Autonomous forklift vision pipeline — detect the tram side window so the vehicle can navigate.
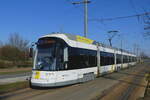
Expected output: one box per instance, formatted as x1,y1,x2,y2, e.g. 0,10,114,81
116,54,122,64
123,55,128,63
68,47,97,70
128,56,131,62
129,56,132,62
133,57,136,62
100,52,114,66
131,56,133,62
123,55,126,63
129,56,131,62
133,57,137,62
135,57,137,62
132,57,134,62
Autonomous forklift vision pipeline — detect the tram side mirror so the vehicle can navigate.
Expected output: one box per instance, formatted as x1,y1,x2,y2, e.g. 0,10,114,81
29,47,33,58
29,42,36,58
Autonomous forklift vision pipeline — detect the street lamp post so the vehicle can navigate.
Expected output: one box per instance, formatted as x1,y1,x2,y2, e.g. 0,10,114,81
72,0,91,37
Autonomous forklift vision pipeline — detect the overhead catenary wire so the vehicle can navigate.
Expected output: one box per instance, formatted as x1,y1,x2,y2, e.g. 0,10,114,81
90,12,150,22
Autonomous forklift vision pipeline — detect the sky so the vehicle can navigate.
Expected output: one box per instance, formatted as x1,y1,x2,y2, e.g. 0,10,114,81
0,0,150,56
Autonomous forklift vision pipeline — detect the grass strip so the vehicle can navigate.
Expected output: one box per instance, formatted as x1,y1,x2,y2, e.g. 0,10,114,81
0,81,29,94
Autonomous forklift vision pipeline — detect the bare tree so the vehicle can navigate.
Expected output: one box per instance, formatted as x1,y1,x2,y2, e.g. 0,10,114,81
0,40,3,47
8,33,29,51
140,51,149,59
0,33,31,68
0,41,3,59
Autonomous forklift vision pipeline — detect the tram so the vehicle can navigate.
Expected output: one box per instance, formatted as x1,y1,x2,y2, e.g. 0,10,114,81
29,33,137,87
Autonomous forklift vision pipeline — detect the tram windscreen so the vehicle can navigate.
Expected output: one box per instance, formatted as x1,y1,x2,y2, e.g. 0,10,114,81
33,38,65,71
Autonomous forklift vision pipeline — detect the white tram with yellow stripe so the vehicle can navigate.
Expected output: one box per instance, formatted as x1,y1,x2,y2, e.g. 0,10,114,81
30,33,137,87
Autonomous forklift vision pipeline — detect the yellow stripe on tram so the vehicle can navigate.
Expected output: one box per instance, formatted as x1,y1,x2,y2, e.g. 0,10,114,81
35,71,40,79
76,35,94,44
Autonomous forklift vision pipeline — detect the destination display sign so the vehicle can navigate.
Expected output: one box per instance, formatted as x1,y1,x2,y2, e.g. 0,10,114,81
38,39,56,45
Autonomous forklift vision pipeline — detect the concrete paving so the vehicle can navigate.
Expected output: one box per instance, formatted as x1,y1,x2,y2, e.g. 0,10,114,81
1,62,149,100
0,72,31,85
1,63,147,100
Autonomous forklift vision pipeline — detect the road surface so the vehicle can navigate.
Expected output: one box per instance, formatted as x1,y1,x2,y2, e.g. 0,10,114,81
0,62,149,100
0,72,31,85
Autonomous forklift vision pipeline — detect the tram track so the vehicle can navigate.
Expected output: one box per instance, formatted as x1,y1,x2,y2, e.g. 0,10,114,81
0,83,83,100
118,69,145,100
99,62,149,100
0,88,59,100
118,63,149,100
0,62,149,100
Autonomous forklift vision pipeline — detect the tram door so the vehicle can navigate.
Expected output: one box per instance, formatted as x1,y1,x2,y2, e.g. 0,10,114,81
64,47,68,69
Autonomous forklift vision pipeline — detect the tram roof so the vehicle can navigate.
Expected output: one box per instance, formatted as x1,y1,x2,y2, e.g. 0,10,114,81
42,33,136,56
